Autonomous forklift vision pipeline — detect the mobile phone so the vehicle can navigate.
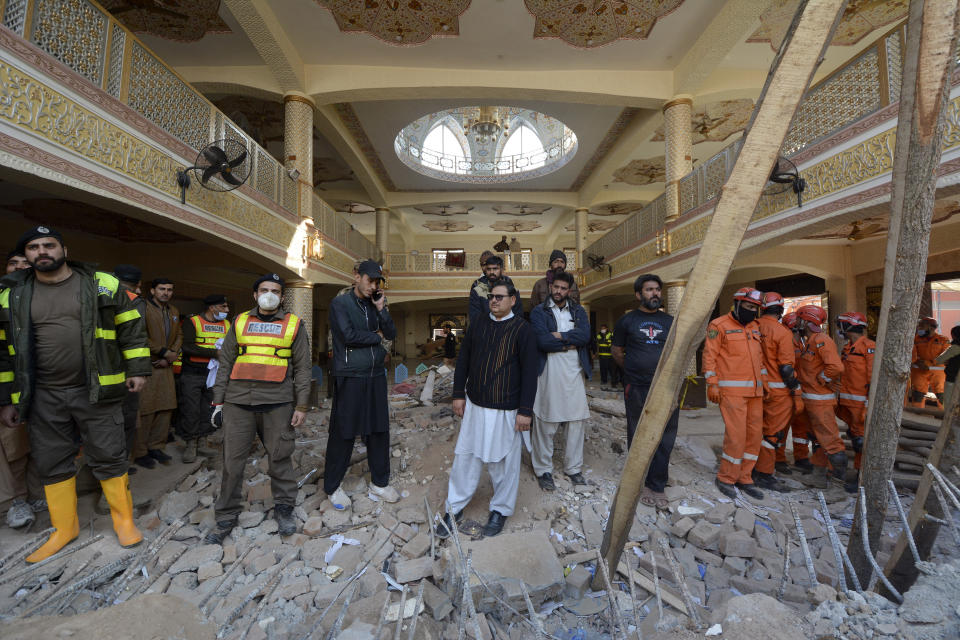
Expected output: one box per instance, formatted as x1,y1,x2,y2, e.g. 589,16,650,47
372,290,383,301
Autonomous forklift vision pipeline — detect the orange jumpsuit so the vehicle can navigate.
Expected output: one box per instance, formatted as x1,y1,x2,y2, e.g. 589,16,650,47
703,313,765,485
837,334,875,470
911,332,950,406
784,334,810,463
756,315,797,475
797,332,845,466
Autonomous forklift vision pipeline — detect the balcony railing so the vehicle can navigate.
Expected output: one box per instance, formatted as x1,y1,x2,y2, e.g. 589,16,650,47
1,0,367,264
584,23,907,270
386,251,573,274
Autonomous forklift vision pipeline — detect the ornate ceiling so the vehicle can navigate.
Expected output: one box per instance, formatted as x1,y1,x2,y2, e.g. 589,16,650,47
415,204,474,216
492,204,552,216
524,0,685,48
565,220,619,232
613,156,666,186
748,0,907,49
101,0,230,42
314,0,471,45
422,221,473,232
591,202,646,216
491,221,542,233
652,99,754,145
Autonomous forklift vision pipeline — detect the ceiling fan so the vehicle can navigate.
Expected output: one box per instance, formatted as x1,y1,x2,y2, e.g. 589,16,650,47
763,156,806,207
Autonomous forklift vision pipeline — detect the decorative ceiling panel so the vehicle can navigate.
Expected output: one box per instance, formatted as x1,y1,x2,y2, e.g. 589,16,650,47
422,221,473,232
416,204,474,216
101,0,230,42
612,156,665,185
315,0,471,45
490,221,542,232
565,220,619,232
525,0,684,48
651,99,754,145
335,202,376,214
591,202,645,215
493,204,552,216
748,0,907,50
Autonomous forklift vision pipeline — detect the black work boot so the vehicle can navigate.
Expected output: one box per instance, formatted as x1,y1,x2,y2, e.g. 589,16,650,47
537,472,556,492
752,472,785,492
775,461,793,475
828,452,849,484
482,511,507,537
715,478,737,499
435,510,464,539
204,519,237,545
148,449,172,465
274,504,297,536
737,483,764,500
793,458,814,474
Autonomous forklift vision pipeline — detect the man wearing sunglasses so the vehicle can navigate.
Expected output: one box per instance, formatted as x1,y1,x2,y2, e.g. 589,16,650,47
438,282,538,538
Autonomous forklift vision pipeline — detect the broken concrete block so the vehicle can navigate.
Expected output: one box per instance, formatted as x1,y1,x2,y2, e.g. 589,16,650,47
705,502,736,524
197,561,223,581
238,511,264,528
322,508,351,529
314,582,344,608
421,579,453,620
719,531,757,558
733,508,755,533
670,517,696,538
302,516,325,537
280,575,311,601
392,523,415,543
395,556,434,583
397,507,427,524
564,565,592,600
687,520,721,550
401,533,431,559
464,612,493,640
169,544,223,574
158,491,199,524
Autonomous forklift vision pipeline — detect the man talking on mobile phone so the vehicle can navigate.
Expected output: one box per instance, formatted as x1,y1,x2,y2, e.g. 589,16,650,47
324,260,399,511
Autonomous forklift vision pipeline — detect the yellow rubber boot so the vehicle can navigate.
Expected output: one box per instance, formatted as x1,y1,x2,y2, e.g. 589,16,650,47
99,473,143,548
26,477,79,563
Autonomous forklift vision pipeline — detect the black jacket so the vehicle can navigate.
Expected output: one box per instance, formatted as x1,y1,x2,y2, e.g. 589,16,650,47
329,290,396,378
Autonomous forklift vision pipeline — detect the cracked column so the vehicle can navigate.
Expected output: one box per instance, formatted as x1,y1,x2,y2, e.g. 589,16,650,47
663,96,693,222
284,93,314,220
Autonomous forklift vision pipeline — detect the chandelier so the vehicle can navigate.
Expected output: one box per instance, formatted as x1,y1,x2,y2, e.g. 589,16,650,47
464,106,508,143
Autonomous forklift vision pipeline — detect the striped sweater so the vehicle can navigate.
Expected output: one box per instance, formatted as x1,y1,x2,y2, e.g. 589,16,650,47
453,313,538,416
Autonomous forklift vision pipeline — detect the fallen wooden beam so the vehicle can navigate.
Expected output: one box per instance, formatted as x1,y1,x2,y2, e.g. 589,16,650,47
615,561,687,616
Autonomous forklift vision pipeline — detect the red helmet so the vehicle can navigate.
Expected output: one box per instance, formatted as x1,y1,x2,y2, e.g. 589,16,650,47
761,292,785,310
921,316,938,329
733,287,763,305
837,311,867,327
796,305,827,332
782,312,798,329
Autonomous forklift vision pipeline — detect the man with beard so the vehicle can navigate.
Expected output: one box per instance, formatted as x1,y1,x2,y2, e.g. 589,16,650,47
612,274,678,509
205,274,311,543
703,287,766,500
325,261,400,511
468,254,523,323
529,249,580,308
0,226,150,561
133,278,181,469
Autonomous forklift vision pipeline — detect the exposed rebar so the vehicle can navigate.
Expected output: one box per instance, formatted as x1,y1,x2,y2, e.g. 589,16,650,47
777,533,791,602
816,491,847,589
594,548,625,640
392,584,408,640
20,551,102,618
787,498,817,586
657,537,701,629
931,482,960,546
0,535,104,586
0,528,54,571
407,580,426,640
199,545,254,615
855,487,903,603
325,581,359,640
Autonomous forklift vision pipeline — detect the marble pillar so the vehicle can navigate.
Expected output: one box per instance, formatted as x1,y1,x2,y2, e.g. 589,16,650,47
283,94,314,220
663,96,693,222
375,207,390,258
285,281,315,354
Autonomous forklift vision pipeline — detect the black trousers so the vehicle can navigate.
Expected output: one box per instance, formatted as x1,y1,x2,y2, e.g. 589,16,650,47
624,382,679,492
599,356,619,385
121,389,139,459
323,431,391,495
178,368,212,440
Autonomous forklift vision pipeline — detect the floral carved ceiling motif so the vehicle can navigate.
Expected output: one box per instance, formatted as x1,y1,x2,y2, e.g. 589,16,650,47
490,221,542,232
652,99,754,145
590,202,646,216
492,204,552,216
524,0,684,48
748,0,907,50
335,202,376,214
422,221,474,232
415,204,474,216
101,0,230,42
612,156,665,186
565,220,619,233
315,0,471,45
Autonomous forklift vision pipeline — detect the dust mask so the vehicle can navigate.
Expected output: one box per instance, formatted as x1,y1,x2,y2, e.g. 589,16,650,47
214,311,228,321
257,292,281,311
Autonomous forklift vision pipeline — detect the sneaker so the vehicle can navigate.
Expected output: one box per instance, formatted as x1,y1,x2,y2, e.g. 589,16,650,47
774,462,793,476
329,487,352,511
537,472,556,492
435,510,464,539
148,449,172,465
715,478,737,499
566,472,587,486
6,499,34,529
204,519,236,545
182,440,198,464
134,455,156,469
736,483,764,500
369,484,400,503
274,504,297,536
27,499,47,513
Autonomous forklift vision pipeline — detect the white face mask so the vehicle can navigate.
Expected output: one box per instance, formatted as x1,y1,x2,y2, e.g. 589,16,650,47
214,311,228,321
257,292,281,311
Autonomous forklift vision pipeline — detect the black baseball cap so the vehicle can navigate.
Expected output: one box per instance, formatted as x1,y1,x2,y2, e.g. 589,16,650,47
357,260,385,281
253,273,284,290
16,225,63,254
203,294,227,306
114,264,142,283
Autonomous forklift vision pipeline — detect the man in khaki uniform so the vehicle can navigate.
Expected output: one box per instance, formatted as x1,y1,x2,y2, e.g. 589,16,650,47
205,273,311,544
134,278,181,469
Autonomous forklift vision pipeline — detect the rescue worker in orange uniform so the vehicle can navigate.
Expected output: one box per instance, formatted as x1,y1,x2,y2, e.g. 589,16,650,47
835,311,874,491
754,292,803,492
795,305,848,485
703,288,766,500
910,317,950,408
781,312,813,473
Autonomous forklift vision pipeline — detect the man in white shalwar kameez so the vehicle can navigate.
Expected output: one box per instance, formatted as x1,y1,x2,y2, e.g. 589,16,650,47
437,282,539,538
529,272,593,491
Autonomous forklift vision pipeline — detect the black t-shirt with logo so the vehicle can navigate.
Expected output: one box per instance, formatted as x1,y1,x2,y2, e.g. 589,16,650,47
612,309,673,386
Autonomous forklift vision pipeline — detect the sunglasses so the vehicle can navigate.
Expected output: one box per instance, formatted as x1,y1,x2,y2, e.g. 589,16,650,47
487,294,509,301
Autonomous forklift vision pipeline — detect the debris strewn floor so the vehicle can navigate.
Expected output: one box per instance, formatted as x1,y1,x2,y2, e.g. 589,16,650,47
0,367,958,639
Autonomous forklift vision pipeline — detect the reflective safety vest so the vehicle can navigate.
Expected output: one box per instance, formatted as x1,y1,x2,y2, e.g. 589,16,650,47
172,353,182,374
596,331,612,357
188,315,230,363
230,311,300,383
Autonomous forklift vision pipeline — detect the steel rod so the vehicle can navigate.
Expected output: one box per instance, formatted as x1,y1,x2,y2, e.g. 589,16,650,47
657,537,701,629
816,491,846,589
856,488,903,603
0,528,54,571
931,482,960,546
325,581,359,640
392,584,408,640
594,548,625,640
406,581,425,640
20,551,102,618
199,545,254,614
777,534,791,602
887,480,922,565
787,498,818,586
0,535,104,586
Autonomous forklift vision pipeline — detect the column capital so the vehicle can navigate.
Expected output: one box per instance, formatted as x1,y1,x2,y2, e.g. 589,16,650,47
664,280,688,288
283,93,315,107
574,206,590,213
662,96,694,113
375,207,391,214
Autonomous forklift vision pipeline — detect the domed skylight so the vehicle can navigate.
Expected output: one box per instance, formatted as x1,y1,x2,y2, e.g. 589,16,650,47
394,107,578,183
